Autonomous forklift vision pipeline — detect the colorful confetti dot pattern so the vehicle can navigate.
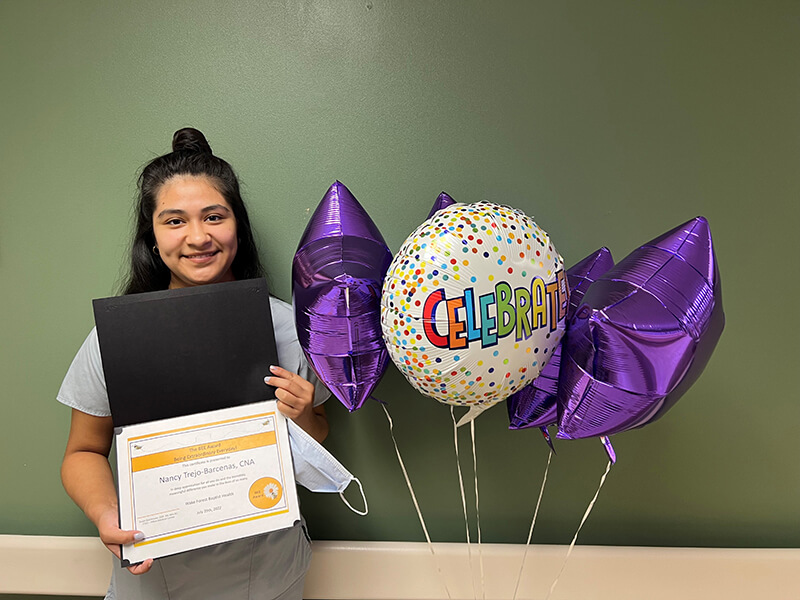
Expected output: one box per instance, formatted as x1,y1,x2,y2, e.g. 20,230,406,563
380,201,565,408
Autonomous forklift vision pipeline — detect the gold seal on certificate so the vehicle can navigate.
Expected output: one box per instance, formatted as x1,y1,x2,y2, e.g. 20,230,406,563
115,400,299,565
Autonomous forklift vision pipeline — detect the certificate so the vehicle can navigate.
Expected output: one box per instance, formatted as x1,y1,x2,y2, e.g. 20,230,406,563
115,400,299,565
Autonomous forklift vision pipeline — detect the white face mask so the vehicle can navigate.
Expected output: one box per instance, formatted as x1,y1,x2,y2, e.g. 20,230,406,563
287,419,368,516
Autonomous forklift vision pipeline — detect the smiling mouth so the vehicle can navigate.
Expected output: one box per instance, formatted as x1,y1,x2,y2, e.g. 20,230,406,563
183,251,219,261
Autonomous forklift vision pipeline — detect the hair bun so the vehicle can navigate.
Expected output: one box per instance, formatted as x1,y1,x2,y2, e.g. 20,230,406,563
172,127,213,154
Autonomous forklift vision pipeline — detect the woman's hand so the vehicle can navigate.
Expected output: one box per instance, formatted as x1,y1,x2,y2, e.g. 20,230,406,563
96,507,154,574
61,410,153,575
265,366,329,443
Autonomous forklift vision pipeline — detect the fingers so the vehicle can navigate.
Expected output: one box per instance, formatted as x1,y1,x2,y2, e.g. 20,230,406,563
275,387,311,416
265,366,315,415
276,397,300,420
266,366,314,397
101,529,153,575
96,512,153,573
100,526,145,547
128,558,154,575
97,510,144,546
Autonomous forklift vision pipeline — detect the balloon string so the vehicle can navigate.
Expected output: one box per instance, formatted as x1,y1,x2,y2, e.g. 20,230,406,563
381,403,452,600
470,419,485,600
544,460,613,600
511,450,552,600
450,407,477,600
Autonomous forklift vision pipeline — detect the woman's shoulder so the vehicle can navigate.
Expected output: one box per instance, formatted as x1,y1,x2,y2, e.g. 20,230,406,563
269,295,299,346
57,327,111,417
268,295,292,316
268,295,293,330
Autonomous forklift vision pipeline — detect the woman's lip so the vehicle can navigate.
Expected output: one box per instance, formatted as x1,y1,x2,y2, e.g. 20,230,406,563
183,251,219,262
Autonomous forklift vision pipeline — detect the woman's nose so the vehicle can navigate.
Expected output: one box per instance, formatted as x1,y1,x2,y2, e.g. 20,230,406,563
187,221,211,245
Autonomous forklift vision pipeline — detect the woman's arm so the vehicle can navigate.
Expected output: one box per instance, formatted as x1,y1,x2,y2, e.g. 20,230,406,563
61,409,153,574
266,365,329,443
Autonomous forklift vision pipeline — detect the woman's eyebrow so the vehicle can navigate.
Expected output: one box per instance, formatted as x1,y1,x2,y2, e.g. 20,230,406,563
201,204,232,213
156,204,231,219
156,208,187,218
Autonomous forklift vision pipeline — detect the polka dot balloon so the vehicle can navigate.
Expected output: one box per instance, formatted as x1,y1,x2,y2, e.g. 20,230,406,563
381,201,568,409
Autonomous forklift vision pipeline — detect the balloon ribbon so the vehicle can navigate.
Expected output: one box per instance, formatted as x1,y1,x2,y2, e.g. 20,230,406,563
450,406,478,600
511,449,553,600
379,401,452,599
545,460,613,600
470,417,485,600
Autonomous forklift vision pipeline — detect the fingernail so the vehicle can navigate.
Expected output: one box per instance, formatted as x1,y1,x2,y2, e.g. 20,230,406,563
134,532,145,541
269,365,278,372
264,376,272,384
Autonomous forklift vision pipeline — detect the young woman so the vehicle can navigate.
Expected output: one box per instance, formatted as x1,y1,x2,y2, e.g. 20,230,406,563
58,128,329,600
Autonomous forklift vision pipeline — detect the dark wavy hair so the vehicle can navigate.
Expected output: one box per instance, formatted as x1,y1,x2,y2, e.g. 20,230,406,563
121,128,266,294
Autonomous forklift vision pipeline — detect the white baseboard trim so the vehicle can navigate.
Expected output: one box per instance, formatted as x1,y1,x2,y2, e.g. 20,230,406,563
1,535,798,599
305,541,800,600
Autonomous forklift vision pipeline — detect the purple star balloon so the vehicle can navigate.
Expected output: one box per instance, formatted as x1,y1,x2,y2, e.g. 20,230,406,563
556,216,724,439
426,191,457,219
507,247,615,435
293,181,393,411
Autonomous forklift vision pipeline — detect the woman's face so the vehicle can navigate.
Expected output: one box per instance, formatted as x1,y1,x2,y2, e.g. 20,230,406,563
152,175,238,289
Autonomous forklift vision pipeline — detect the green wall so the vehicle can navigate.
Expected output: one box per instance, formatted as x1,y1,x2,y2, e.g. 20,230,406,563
2,0,799,565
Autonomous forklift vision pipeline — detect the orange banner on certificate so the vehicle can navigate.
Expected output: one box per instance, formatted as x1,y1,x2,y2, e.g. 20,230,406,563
131,431,277,472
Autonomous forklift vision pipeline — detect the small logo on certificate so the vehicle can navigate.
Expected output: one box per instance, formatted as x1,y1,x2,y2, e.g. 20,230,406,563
249,477,283,510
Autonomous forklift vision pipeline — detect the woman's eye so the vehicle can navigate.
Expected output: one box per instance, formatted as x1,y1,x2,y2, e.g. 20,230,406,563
206,214,222,222
166,218,183,226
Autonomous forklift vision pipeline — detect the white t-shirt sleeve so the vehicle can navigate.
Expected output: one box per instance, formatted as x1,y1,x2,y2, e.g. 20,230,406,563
56,327,112,417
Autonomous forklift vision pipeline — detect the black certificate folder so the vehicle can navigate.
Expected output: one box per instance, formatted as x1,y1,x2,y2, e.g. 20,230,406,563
93,278,279,428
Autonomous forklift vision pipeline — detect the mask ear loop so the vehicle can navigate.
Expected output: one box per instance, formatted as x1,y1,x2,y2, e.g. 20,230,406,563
339,477,369,516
